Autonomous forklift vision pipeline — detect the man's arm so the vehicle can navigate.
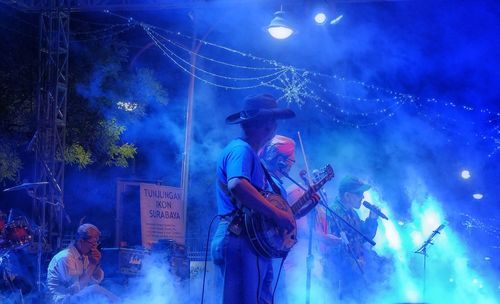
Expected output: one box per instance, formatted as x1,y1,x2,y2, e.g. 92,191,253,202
228,177,294,231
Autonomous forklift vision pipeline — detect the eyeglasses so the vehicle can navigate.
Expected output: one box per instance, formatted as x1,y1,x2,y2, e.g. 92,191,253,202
84,239,100,246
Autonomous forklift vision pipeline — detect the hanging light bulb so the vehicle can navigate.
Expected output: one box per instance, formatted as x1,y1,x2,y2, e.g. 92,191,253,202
267,10,294,40
314,12,327,25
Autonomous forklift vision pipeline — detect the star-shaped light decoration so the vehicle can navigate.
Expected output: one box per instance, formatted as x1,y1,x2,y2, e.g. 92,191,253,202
274,68,313,107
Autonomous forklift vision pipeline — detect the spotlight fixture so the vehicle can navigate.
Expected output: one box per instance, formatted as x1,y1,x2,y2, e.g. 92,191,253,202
314,12,327,25
472,193,483,200
461,169,471,179
267,10,294,40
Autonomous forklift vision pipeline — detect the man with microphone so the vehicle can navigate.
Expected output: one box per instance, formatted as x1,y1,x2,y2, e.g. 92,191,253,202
325,175,386,302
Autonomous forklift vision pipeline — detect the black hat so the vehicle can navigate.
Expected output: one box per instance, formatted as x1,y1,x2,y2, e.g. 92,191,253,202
225,94,295,124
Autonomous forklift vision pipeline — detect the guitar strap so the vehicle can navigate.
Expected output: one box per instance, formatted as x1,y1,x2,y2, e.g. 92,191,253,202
260,162,282,197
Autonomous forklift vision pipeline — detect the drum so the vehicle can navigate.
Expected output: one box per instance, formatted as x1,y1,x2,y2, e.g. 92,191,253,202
4,218,32,249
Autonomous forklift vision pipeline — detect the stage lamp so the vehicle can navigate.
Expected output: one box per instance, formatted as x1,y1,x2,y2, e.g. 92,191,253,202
314,12,327,25
267,10,294,40
472,193,483,200
461,169,471,179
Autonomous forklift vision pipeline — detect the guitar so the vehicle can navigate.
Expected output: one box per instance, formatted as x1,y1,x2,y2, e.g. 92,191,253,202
244,165,334,258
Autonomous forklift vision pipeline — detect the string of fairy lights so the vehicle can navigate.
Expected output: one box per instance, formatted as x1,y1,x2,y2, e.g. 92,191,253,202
140,21,412,128
70,21,136,42
144,27,288,84
68,11,499,157
460,213,500,243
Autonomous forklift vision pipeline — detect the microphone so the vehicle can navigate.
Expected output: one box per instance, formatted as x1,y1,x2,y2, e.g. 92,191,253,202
363,201,389,220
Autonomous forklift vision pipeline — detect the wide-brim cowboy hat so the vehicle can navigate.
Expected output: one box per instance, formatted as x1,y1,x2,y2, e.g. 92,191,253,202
225,94,295,124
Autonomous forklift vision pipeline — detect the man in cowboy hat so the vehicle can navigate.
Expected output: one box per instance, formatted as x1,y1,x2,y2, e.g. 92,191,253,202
211,94,295,304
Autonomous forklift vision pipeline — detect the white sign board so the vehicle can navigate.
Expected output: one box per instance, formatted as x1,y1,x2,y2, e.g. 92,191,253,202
139,183,185,248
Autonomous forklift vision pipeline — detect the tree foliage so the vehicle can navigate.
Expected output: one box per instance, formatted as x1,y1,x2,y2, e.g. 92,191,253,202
0,22,37,184
65,36,169,170
0,20,169,182
0,141,23,183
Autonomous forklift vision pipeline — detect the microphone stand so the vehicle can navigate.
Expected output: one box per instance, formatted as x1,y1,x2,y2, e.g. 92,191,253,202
281,172,315,304
414,224,445,302
283,171,376,247
305,209,315,304
320,203,376,246
320,200,375,276
282,171,376,303
314,194,374,291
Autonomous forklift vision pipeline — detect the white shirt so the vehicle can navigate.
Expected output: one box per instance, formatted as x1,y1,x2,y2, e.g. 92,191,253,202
47,244,104,303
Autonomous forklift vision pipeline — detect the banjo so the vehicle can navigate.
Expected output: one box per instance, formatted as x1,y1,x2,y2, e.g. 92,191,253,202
244,164,334,258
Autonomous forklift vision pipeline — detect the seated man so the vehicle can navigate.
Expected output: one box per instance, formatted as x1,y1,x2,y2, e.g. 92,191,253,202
47,223,119,303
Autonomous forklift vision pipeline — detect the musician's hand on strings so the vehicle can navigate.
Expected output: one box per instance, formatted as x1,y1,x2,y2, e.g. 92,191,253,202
339,231,350,245
325,233,343,245
310,192,321,204
293,192,322,219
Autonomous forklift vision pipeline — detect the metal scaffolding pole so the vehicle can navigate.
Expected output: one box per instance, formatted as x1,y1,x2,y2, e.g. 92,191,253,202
33,0,69,290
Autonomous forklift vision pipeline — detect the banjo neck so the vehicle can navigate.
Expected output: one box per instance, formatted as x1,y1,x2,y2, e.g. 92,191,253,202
290,164,334,216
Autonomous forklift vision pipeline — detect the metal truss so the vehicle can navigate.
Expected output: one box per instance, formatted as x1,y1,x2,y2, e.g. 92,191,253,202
33,0,70,254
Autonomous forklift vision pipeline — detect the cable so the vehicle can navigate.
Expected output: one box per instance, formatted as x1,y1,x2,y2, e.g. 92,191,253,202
200,214,221,304
256,254,261,303
272,257,287,304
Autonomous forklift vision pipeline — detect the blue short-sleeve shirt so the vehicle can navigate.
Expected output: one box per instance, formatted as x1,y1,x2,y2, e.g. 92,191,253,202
216,138,267,215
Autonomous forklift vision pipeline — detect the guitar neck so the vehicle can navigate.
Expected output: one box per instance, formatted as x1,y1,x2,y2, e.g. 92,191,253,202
290,178,328,215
